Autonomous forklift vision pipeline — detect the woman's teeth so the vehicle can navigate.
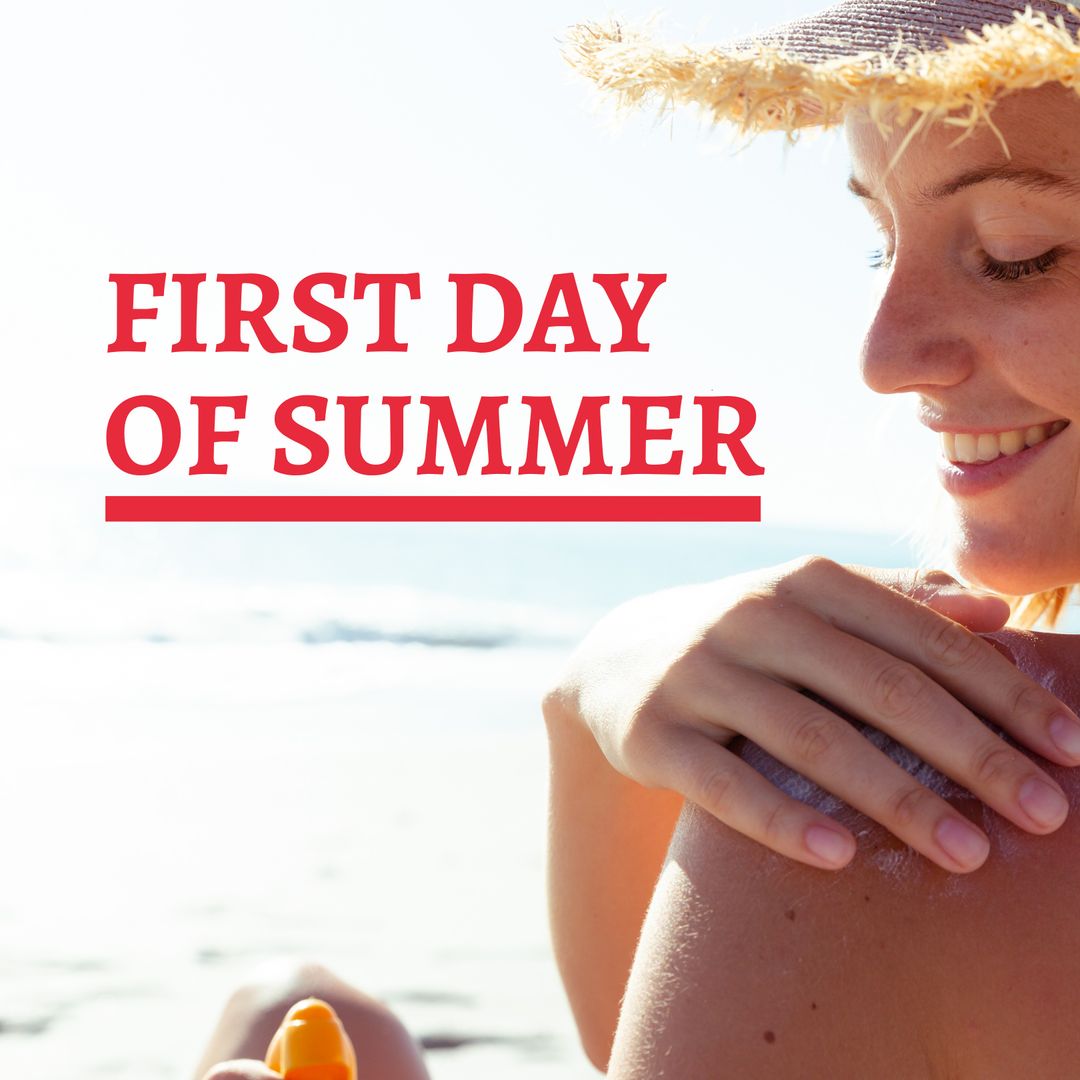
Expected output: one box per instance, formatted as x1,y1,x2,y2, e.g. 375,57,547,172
942,420,1069,464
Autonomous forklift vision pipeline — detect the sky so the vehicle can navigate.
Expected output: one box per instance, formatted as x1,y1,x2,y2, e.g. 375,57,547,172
0,0,941,578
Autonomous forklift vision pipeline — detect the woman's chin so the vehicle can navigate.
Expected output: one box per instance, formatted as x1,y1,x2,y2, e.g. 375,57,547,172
951,535,1076,599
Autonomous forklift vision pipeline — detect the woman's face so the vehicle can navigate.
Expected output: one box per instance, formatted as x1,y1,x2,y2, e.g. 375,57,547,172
846,85,1080,597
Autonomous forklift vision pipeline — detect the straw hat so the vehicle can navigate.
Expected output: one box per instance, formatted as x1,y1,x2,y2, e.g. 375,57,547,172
565,2,1080,140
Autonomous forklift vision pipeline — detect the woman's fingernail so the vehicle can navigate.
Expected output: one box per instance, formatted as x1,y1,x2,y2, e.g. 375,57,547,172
1049,713,1080,759
1018,777,1069,829
804,824,855,867
934,817,990,869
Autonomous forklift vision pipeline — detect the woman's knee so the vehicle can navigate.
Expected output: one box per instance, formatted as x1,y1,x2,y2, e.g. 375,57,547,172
202,1064,278,1080
197,960,429,1080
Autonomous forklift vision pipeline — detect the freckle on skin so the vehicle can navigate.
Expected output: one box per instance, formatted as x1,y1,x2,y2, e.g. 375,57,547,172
764,1031,776,1044
864,894,871,902
811,1002,818,1011
785,909,796,921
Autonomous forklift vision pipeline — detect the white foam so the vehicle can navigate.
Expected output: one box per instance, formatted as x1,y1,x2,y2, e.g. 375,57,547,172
0,569,586,649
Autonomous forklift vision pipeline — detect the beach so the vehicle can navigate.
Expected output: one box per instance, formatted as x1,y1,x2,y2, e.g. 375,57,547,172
0,523,924,1079
2,638,593,1079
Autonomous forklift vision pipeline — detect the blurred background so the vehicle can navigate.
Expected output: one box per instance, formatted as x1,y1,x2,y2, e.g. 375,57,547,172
0,1,971,1076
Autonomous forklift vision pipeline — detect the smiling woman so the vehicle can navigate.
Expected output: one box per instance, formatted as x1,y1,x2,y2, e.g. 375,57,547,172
848,83,1080,609
549,3,1080,1077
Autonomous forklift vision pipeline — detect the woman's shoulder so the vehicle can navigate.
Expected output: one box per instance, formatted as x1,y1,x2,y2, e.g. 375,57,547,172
611,627,1080,1078
614,790,1080,1078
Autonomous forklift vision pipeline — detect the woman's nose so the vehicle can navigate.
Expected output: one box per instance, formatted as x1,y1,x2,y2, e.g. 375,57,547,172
859,258,977,396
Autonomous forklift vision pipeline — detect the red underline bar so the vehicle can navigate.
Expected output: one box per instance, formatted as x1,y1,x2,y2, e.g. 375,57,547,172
105,495,761,523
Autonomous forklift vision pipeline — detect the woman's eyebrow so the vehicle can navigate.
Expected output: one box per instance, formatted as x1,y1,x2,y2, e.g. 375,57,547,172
847,165,1080,203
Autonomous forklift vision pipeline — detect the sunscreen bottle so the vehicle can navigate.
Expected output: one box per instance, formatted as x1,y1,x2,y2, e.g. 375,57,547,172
264,998,357,1080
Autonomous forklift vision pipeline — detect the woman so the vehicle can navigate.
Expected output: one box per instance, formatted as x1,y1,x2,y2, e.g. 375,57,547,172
552,3,1080,1076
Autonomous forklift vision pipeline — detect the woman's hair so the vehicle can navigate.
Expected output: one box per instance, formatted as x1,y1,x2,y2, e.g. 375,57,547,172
1011,587,1073,630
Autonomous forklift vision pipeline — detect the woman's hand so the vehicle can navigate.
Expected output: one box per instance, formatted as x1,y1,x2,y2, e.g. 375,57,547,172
547,557,1080,874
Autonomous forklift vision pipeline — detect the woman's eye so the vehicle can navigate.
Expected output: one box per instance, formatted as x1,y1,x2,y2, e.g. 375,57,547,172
867,246,893,271
980,247,1063,282
865,245,1063,279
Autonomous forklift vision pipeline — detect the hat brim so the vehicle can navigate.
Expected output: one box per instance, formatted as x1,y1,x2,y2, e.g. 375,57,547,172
564,3,1080,141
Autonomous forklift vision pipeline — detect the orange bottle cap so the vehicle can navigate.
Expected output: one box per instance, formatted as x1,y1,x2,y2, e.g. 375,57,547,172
264,998,357,1080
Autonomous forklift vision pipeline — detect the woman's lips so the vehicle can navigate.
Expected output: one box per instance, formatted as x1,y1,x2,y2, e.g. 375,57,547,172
937,420,1070,497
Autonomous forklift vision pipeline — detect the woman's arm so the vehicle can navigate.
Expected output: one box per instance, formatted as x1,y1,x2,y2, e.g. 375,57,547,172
545,687,683,1070
544,562,1080,1069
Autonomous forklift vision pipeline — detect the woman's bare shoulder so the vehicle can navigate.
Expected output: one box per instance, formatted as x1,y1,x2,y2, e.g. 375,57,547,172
614,797,1080,1079
610,628,1080,1080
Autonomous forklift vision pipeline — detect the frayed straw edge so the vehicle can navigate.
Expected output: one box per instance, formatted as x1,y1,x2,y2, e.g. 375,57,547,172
563,5,1080,147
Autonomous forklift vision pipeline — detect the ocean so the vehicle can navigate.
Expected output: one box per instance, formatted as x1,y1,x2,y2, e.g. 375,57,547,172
1,522,924,650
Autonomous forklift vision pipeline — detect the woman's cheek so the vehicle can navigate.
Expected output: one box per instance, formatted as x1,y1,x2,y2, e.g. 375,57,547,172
992,282,1080,410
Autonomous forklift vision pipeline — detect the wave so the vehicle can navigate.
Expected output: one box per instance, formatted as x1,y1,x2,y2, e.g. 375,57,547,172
0,572,589,649
299,620,522,649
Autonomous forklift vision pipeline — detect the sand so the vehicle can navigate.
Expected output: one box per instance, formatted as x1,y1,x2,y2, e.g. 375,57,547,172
0,639,598,1079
